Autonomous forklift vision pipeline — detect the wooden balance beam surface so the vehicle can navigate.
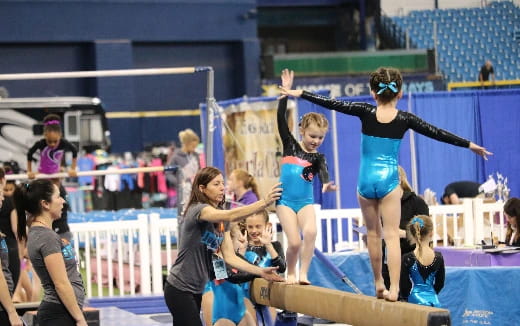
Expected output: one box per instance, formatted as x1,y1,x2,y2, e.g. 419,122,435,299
250,279,451,326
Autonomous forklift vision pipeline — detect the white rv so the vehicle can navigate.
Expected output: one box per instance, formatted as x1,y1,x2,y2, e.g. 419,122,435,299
0,96,110,170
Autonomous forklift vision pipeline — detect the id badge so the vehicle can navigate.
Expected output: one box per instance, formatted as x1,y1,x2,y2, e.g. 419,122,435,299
212,256,228,280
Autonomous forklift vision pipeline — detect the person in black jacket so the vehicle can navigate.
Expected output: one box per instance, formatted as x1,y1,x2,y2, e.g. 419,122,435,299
382,166,429,293
441,181,481,204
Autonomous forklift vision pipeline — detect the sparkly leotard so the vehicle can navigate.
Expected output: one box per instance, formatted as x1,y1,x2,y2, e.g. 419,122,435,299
277,97,330,211
205,279,247,324
301,91,470,199
202,253,255,325
400,251,445,307
243,242,286,326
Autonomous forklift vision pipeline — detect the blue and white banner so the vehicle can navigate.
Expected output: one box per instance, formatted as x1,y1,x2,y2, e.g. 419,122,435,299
261,73,444,98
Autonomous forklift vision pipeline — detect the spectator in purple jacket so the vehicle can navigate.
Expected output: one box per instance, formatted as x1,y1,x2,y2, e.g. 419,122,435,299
227,169,260,207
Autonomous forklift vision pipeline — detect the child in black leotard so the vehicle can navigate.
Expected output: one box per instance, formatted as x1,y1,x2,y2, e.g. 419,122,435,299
244,209,286,325
277,69,336,285
400,215,445,307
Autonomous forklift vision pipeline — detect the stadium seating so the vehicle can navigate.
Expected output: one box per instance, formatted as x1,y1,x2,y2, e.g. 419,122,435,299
382,1,520,82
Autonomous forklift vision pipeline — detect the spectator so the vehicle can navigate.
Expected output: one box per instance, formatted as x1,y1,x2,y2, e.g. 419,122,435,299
166,128,202,215
441,181,481,204
504,198,520,246
478,60,495,84
382,166,429,292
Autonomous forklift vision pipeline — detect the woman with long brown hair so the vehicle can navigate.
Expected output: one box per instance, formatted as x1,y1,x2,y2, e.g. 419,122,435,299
163,167,283,326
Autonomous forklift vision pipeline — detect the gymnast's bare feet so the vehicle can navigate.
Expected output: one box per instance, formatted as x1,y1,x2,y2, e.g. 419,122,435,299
286,274,298,285
384,287,399,302
298,278,311,285
375,280,387,299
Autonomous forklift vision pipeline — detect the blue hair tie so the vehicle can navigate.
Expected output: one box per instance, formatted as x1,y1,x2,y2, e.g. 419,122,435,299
411,217,424,228
377,82,398,95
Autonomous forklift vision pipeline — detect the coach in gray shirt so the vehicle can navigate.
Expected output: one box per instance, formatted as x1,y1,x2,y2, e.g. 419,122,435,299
164,167,283,326
14,179,87,326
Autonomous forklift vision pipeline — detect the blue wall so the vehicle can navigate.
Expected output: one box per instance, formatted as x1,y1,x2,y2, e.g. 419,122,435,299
210,89,520,208
0,0,260,152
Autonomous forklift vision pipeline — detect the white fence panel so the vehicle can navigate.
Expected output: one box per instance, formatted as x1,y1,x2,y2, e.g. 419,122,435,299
149,213,178,295
70,214,149,298
69,198,506,298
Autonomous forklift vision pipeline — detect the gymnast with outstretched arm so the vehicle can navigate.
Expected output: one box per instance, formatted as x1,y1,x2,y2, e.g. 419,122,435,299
279,67,491,301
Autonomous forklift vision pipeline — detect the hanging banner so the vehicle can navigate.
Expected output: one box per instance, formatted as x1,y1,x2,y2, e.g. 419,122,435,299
261,73,444,98
221,98,296,198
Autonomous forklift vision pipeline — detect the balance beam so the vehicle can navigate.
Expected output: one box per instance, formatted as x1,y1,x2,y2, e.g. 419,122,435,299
250,279,451,326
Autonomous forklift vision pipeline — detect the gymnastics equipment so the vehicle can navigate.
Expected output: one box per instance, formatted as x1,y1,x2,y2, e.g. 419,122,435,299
5,165,178,181
0,66,217,166
250,278,451,326
313,248,362,294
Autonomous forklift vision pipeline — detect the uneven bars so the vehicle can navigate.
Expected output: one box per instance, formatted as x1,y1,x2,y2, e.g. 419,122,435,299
0,66,213,81
0,64,217,170
5,166,178,181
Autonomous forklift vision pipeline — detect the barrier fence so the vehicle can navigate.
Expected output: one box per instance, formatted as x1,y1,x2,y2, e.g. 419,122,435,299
68,198,505,298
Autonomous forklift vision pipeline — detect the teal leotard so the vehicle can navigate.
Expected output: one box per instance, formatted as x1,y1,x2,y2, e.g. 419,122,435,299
300,91,470,199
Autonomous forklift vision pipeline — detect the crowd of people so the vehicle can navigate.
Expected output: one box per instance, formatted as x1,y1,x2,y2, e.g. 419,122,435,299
1,66,517,326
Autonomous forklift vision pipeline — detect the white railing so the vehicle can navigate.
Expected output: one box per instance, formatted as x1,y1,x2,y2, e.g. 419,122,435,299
69,214,150,298
473,198,505,244
149,213,178,294
69,199,506,298
429,199,473,247
270,205,364,253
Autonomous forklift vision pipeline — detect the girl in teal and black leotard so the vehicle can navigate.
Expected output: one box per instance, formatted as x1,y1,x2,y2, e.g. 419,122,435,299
276,69,336,285
279,67,491,302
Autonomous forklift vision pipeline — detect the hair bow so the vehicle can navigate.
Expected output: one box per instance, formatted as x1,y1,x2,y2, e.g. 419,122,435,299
377,82,398,95
411,217,424,228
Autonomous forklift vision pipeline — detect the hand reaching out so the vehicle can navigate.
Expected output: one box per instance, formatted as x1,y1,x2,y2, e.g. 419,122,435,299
469,142,493,160
260,266,284,282
263,182,283,206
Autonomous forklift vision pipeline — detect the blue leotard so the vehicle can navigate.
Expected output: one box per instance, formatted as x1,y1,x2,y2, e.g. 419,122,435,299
400,251,445,307
202,252,255,325
277,97,330,212
300,91,471,199
205,279,247,325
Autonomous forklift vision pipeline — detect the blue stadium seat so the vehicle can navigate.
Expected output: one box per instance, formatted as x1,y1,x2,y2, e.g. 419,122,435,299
384,1,520,82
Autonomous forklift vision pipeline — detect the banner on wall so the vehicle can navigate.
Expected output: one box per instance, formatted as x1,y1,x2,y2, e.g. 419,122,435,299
261,73,444,98
221,98,296,198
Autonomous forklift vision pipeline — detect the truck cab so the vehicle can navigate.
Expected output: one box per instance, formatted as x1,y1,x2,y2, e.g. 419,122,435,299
0,96,110,170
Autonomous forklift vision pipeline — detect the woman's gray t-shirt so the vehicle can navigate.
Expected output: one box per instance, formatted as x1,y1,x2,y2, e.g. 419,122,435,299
28,226,85,307
167,203,229,294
